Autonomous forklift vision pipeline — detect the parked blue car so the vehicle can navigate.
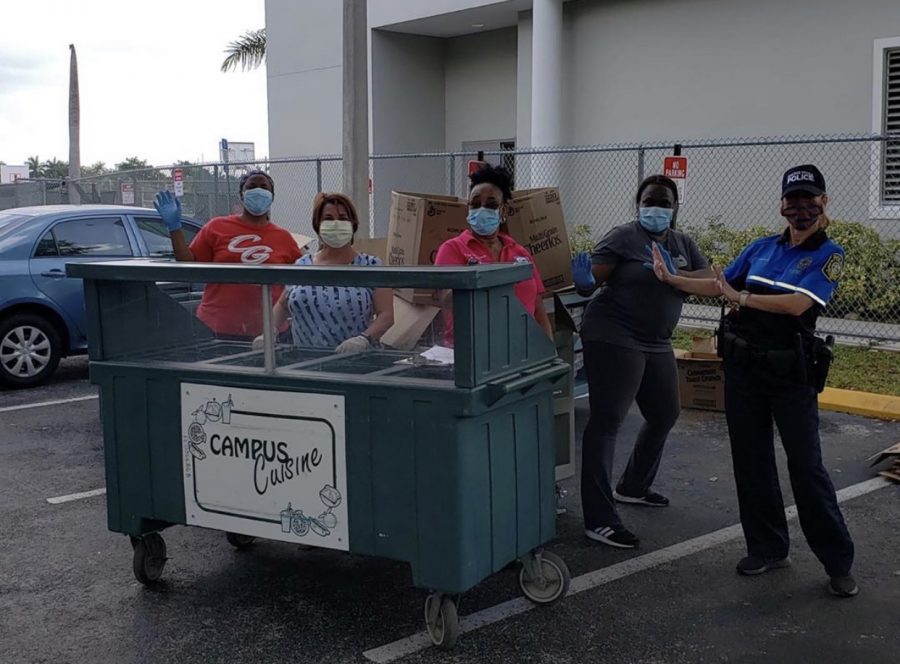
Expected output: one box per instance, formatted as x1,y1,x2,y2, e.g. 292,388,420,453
0,205,202,388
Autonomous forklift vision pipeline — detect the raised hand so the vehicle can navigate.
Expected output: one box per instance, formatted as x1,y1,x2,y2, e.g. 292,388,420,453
153,190,182,232
571,250,595,292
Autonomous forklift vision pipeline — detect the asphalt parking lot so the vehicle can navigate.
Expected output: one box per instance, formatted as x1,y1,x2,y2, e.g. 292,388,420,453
1,357,898,664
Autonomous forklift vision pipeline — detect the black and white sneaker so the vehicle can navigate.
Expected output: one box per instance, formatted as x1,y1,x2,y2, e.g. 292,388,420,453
614,490,670,507
585,525,639,549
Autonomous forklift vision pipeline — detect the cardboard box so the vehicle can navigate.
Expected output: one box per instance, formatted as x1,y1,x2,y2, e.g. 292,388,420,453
387,191,469,305
504,188,573,292
354,236,387,262
674,343,725,411
381,295,440,351
689,334,719,359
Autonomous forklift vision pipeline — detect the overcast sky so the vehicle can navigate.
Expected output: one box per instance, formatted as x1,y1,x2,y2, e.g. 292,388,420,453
0,0,268,169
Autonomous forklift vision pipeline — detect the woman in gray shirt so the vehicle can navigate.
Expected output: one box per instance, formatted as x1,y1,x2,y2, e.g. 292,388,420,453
572,175,712,548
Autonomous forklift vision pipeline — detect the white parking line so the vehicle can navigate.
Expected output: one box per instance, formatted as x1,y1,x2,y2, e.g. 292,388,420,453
0,394,98,414
46,488,106,505
362,476,891,663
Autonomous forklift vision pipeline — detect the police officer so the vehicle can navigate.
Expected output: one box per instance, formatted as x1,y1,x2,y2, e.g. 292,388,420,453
650,164,857,598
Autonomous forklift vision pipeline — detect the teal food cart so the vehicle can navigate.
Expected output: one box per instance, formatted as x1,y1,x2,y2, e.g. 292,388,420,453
69,259,571,648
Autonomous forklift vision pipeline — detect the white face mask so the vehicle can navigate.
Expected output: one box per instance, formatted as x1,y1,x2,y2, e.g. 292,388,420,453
318,219,354,249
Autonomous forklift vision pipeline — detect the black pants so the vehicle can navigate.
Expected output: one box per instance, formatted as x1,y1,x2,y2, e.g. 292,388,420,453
581,341,680,529
725,363,854,577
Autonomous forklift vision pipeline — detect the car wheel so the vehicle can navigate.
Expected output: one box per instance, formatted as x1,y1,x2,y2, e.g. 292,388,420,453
0,313,63,388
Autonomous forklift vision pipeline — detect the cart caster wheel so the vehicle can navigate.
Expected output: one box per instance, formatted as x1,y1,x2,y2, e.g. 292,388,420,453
424,593,459,650
518,550,570,605
225,532,256,549
132,533,167,585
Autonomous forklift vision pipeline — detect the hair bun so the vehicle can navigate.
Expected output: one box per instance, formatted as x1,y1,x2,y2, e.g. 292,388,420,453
469,164,513,201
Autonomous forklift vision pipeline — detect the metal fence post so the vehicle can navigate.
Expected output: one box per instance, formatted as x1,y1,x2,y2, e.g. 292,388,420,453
449,155,456,197
637,145,646,185
213,165,220,216
316,159,323,193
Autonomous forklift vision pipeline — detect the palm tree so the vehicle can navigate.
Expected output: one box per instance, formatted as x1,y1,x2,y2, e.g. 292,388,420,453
26,156,42,178
221,29,266,72
68,44,81,203
42,158,69,179
82,161,108,177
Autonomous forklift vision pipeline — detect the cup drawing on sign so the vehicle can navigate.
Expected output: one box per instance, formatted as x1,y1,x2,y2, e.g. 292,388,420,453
222,395,233,424
280,503,293,533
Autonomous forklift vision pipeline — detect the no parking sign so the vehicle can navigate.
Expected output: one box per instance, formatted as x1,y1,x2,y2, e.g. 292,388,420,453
173,168,184,198
663,156,688,204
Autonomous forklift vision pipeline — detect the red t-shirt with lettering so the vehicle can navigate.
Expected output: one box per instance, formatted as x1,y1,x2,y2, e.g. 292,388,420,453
189,215,302,337
434,229,545,346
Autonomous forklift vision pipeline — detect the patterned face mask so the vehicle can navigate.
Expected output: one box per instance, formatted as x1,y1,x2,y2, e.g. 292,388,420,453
781,203,823,230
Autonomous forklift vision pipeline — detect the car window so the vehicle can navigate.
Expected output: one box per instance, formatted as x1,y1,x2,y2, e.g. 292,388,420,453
0,213,34,240
34,230,59,257
134,217,199,257
49,217,134,257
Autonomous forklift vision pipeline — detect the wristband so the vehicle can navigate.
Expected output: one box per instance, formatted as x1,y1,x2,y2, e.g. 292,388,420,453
360,333,372,345
738,290,751,307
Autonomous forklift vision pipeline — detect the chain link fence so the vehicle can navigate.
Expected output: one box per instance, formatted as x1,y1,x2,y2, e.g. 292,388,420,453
2,134,898,341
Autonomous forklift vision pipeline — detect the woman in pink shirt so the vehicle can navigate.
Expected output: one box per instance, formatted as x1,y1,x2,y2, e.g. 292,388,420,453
434,165,553,344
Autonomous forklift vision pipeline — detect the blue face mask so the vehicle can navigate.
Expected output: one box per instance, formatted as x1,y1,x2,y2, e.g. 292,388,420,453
638,206,673,233
242,187,273,216
467,207,501,236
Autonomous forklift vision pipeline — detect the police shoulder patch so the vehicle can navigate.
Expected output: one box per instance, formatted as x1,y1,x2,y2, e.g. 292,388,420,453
822,252,844,282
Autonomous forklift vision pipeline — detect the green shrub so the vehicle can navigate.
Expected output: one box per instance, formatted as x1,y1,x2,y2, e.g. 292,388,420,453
827,221,900,321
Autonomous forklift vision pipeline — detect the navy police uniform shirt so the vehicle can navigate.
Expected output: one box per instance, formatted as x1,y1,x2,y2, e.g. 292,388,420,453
723,227,844,349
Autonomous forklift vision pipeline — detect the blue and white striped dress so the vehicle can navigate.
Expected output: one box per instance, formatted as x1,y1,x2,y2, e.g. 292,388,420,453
287,253,381,348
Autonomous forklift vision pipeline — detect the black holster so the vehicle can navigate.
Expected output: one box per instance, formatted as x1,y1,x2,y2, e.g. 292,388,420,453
810,334,835,393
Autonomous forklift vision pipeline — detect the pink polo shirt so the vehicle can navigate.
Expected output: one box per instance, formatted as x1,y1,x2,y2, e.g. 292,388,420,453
434,229,545,346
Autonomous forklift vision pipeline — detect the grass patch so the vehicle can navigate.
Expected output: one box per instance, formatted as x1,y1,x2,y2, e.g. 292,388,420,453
672,327,900,396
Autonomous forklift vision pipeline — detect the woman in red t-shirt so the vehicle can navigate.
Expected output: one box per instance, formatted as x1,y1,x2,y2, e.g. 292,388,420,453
154,170,302,340
433,164,553,345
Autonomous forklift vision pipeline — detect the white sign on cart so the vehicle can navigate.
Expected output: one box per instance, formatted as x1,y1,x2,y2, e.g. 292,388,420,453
181,383,348,551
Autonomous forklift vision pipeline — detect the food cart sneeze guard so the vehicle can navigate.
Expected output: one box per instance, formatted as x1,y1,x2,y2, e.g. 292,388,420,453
68,259,572,650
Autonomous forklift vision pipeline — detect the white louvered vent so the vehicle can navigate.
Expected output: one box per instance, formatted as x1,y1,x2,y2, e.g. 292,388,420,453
883,47,900,203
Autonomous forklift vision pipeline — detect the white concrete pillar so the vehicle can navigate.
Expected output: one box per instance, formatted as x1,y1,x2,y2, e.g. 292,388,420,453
530,0,563,187
342,0,370,229
530,0,563,149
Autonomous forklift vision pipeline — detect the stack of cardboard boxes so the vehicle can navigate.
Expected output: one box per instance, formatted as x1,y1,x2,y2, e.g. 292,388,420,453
370,187,575,351
673,335,726,412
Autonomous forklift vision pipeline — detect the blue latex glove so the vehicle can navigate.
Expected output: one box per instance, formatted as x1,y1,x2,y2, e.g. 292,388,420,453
571,250,595,292
154,190,182,232
643,242,677,274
